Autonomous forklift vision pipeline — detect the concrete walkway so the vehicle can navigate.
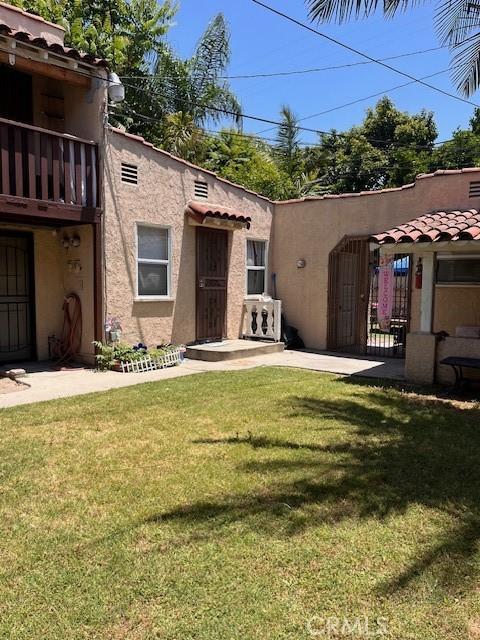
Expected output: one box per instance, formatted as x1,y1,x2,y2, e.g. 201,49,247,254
0,350,404,409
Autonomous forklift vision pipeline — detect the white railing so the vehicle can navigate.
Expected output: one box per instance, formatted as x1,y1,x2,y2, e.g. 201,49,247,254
243,298,282,342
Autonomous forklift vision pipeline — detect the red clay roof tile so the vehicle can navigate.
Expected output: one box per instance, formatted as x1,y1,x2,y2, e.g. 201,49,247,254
187,201,252,229
0,22,108,66
371,209,480,244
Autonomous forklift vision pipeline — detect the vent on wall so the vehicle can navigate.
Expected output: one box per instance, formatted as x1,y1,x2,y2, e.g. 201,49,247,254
469,181,480,198
194,180,208,199
121,162,138,185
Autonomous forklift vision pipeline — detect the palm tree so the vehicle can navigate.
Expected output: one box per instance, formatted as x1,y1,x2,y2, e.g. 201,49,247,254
275,105,303,178
307,0,480,96
152,13,241,127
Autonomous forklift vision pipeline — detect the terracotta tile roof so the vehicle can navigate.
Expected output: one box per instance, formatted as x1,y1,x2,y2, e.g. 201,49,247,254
0,22,108,67
372,209,480,244
187,201,252,229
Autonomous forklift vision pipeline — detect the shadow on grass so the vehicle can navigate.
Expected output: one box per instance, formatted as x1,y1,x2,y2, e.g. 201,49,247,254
149,377,480,595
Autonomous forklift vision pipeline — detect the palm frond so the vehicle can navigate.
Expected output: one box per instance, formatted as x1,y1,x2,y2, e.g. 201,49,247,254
450,29,480,95
306,0,420,24
435,0,479,46
190,13,231,94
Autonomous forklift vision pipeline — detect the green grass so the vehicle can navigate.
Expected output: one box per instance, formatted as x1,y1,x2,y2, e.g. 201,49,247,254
1,367,480,639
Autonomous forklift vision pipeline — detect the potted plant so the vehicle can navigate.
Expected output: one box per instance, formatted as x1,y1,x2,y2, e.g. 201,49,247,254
105,315,122,343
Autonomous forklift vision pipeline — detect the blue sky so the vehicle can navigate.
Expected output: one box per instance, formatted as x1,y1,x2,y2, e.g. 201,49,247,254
167,0,477,145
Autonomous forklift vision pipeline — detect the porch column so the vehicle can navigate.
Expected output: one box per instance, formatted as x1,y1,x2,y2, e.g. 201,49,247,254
405,251,436,385
420,252,435,333
93,220,104,342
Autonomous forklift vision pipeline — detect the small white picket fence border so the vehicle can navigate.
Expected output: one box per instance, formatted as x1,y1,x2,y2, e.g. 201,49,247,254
120,348,183,373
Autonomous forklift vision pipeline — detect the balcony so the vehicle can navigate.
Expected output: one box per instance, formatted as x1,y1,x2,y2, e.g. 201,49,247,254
0,117,100,223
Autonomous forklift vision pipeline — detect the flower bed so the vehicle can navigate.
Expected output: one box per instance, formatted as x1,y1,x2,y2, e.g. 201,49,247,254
119,347,183,373
93,341,185,372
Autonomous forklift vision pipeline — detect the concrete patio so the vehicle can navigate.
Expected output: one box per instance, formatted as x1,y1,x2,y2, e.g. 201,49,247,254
0,350,405,408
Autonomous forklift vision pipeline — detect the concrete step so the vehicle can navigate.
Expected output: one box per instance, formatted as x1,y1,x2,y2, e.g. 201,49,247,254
186,339,285,362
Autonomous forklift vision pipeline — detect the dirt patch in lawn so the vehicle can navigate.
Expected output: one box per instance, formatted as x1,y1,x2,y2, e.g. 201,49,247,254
0,377,28,394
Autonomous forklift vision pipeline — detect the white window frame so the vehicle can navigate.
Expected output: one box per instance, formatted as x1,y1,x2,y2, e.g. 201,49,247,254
135,222,173,301
245,238,268,299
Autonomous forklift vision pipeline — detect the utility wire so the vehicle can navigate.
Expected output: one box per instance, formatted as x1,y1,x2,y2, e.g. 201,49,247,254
110,102,464,157
118,77,453,151
0,42,464,155
249,0,480,109
121,44,447,80
256,69,450,135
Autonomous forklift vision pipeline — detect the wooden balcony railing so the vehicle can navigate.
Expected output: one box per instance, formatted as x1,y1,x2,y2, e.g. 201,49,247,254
0,117,99,209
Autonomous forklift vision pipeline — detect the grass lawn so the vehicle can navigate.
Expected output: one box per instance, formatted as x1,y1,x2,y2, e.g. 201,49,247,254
1,367,480,639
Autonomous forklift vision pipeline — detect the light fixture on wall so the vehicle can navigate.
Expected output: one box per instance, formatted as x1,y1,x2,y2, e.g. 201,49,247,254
296,259,306,269
60,233,81,249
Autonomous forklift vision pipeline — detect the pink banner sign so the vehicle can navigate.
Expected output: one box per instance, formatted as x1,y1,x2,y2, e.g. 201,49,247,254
377,255,394,332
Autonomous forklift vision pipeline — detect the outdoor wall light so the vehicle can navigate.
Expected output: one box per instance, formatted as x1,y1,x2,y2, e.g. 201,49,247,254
60,234,81,249
296,259,306,269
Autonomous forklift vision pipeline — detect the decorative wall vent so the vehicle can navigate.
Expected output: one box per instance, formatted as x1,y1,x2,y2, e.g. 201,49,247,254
194,180,209,199
469,181,480,198
121,162,138,185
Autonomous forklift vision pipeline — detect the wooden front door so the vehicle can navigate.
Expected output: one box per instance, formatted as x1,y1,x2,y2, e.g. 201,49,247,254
327,236,370,353
0,232,35,363
196,227,228,342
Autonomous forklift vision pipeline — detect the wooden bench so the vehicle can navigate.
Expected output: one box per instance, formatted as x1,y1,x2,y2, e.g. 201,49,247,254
439,356,480,392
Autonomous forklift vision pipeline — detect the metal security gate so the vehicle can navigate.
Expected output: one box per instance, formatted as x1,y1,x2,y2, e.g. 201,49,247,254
327,236,370,353
0,232,35,363
366,251,411,358
196,227,228,342
328,239,411,358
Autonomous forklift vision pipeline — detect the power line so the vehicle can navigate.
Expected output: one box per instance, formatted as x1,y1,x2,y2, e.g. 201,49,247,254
0,40,448,153
118,77,451,151
255,69,450,135
111,102,467,158
121,45,447,81
249,0,480,109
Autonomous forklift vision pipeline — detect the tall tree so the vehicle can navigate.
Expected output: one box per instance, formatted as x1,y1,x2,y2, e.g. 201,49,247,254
125,13,242,155
303,98,437,193
430,128,480,169
10,0,176,72
275,105,303,179
203,130,294,200
307,0,480,96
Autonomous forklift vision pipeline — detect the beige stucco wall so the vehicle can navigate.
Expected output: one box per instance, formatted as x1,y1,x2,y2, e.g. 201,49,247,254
405,332,437,385
30,71,106,143
103,129,274,347
273,170,480,349
433,287,480,335
0,223,95,361
0,3,65,44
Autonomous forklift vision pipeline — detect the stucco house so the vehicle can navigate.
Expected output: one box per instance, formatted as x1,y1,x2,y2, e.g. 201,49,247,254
1,1,480,387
